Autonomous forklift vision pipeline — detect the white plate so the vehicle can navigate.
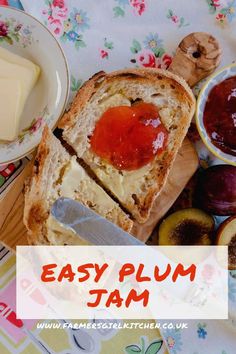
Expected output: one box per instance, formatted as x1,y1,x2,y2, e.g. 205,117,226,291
0,6,69,164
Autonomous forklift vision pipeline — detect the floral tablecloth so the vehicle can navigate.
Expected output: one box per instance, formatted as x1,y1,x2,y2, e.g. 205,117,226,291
0,243,167,354
1,0,236,353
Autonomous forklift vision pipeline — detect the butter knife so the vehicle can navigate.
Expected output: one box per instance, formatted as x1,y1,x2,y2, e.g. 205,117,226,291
51,197,143,246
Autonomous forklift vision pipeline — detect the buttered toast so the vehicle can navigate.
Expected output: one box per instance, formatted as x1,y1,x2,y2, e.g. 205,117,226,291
59,68,196,223
24,126,133,245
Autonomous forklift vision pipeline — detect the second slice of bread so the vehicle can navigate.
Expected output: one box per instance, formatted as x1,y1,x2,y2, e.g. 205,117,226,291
59,68,196,223
23,126,133,245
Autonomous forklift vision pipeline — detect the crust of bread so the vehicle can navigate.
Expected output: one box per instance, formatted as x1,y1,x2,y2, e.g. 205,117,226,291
24,126,133,245
24,125,70,244
59,69,194,132
59,68,196,223
59,71,107,131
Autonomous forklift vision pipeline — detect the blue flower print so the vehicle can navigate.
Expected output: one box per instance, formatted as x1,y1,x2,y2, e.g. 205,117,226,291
143,33,163,51
197,323,207,339
226,0,236,22
70,8,90,32
66,30,80,42
219,0,236,22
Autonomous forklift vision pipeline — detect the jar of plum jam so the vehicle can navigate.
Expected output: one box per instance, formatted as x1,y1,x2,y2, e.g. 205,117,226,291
203,76,236,156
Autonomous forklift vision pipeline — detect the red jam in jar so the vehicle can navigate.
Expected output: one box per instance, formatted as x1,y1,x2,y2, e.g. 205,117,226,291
90,102,169,170
203,76,236,156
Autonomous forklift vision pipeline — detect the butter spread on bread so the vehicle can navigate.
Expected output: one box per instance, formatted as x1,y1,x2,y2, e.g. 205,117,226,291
23,126,133,245
59,68,196,223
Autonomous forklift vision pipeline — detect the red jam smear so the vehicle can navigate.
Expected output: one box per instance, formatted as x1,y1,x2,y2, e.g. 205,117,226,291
203,76,236,156
90,102,169,170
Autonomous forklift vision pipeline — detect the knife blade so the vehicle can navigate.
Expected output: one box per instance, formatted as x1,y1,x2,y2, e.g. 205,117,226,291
51,197,143,246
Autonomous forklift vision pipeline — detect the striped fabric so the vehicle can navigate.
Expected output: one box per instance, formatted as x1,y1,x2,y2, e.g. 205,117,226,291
0,246,9,262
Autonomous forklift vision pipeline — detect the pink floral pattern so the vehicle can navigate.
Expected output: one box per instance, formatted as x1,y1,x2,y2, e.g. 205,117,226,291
29,117,43,134
137,49,156,67
206,0,236,25
130,0,146,16
42,0,90,49
0,15,34,47
136,50,172,69
130,35,172,69
100,49,108,59
0,20,8,36
216,12,226,22
45,0,68,36
18,117,43,143
99,38,114,60
166,9,189,27
18,107,49,143
113,0,146,17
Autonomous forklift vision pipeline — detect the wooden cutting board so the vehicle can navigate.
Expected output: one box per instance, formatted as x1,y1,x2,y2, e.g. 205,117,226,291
132,138,198,241
0,32,221,249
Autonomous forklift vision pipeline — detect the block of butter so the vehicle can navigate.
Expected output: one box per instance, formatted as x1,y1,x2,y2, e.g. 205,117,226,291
0,47,40,141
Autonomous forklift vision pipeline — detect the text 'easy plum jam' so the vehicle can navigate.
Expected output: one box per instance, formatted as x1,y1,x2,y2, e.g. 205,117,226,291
90,102,169,170
203,76,236,156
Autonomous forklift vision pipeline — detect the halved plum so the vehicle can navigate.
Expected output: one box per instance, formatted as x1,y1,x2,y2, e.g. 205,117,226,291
217,216,236,270
158,208,214,246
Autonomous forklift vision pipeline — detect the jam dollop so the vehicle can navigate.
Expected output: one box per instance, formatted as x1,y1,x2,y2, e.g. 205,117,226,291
203,76,236,156
90,102,168,170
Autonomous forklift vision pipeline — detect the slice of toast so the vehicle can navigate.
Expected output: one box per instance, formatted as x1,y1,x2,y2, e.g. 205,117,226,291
23,126,133,245
59,68,196,223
